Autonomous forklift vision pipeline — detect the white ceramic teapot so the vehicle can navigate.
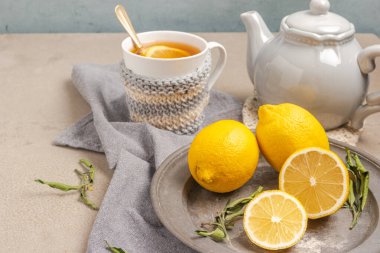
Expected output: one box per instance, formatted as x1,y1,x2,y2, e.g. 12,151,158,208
241,0,380,130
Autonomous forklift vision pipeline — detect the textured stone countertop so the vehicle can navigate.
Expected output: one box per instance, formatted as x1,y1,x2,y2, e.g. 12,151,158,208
0,33,380,252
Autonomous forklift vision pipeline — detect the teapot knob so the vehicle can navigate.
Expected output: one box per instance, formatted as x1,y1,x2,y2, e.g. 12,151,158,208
309,0,330,15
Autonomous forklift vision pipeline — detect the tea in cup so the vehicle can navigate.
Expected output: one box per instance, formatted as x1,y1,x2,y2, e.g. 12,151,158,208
122,31,226,80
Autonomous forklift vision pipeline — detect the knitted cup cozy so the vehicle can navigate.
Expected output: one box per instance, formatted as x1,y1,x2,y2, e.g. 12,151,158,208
120,53,212,135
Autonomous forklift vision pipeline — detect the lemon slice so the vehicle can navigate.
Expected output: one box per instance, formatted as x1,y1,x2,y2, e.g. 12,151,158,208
143,45,191,58
279,147,349,219
243,190,307,250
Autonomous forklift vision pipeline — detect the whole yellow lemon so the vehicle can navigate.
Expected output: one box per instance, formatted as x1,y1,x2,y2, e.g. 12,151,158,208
188,120,259,193
256,103,329,171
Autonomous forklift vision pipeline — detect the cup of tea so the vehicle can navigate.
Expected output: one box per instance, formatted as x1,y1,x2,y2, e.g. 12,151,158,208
120,31,227,134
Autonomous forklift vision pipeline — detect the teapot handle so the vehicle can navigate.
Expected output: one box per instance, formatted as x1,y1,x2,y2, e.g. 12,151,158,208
350,45,380,130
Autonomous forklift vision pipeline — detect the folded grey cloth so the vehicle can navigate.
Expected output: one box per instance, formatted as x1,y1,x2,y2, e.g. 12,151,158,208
54,63,242,253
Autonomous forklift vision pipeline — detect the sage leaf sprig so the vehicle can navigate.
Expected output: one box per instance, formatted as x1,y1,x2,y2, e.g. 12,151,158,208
35,159,99,210
344,149,369,229
196,186,263,241
105,240,127,253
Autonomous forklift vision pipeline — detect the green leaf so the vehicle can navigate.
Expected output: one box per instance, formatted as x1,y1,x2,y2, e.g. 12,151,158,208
195,227,226,241
80,159,96,183
348,179,355,207
360,172,369,212
350,211,360,230
105,240,127,253
35,179,81,192
80,185,99,210
345,148,354,168
354,154,366,174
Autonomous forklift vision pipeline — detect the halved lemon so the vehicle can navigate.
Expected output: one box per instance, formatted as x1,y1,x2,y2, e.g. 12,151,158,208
143,45,191,58
243,190,307,250
279,147,349,219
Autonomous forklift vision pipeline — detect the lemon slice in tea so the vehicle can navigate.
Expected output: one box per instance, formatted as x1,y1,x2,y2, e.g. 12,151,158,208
144,45,191,58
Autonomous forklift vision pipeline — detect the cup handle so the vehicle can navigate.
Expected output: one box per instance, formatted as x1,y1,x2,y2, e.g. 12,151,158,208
350,45,380,130
206,42,227,91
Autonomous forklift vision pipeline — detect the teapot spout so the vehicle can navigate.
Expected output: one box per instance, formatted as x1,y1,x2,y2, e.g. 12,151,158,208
240,11,273,82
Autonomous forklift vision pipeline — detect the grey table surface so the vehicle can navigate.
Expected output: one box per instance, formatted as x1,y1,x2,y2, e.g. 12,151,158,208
0,33,379,252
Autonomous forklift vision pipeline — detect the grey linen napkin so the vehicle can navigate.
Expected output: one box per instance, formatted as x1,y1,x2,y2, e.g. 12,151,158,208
54,63,243,253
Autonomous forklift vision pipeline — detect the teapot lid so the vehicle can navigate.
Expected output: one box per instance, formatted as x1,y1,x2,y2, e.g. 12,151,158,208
282,0,355,41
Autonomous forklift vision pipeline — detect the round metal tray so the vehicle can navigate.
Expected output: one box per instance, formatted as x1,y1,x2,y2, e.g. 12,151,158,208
151,140,380,253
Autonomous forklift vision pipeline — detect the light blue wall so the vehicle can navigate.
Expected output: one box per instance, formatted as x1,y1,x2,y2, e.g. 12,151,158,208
0,0,379,35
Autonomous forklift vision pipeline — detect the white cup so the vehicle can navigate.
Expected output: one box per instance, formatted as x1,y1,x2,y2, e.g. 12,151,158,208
121,30,227,89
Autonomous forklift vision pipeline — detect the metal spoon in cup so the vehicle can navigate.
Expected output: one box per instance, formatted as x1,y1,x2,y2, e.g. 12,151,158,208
115,4,145,55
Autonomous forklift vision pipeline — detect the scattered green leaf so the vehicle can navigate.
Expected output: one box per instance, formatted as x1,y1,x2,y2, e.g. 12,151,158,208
34,179,81,192
35,159,99,210
344,148,370,229
195,186,263,241
105,240,127,253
